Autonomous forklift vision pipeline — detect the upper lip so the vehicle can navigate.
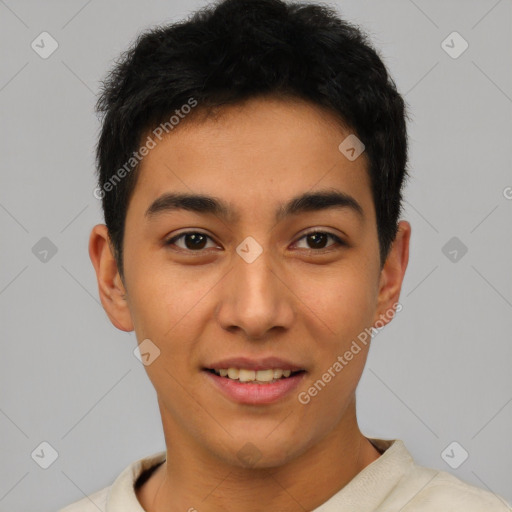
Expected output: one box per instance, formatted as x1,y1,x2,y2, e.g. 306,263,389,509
204,356,305,372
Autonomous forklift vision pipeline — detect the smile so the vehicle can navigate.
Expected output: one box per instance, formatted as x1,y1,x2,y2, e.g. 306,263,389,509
203,368,306,404
208,368,303,384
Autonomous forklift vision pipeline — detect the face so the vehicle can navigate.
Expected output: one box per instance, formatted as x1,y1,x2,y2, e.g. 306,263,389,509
90,96,410,469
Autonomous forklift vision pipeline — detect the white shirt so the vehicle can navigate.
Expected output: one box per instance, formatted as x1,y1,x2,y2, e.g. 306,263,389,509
58,438,511,511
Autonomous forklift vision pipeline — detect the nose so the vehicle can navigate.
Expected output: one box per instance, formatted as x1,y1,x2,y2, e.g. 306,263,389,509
215,247,295,340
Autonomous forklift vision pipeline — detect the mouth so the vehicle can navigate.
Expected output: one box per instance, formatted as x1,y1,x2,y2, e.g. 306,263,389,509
202,366,307,405
204,367,306,384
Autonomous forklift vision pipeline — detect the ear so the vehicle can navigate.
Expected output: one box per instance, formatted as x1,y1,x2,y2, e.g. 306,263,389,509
372,220,411,328
88,224,134,332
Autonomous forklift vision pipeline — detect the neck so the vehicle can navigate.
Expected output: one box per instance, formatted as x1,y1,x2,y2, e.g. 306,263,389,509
137,398,382,512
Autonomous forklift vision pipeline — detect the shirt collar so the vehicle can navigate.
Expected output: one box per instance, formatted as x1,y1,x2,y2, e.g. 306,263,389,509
312,439,414,511
106,438,412,512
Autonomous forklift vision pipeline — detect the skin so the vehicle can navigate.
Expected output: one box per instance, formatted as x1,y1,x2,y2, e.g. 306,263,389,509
89,96,411,512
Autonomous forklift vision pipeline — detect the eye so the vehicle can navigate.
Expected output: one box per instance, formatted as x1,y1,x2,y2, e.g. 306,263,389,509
164,230,346,253
164,231,218,251
294,230,346,251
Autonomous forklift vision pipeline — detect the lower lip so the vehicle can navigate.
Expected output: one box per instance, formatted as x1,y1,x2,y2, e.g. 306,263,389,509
203,370,306,405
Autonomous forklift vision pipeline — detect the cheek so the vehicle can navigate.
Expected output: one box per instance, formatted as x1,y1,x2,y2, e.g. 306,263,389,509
332,281,376,341
291,260,377,411
298,273,374,426
124,265,222,389
294,261,378,346
125,262,212,336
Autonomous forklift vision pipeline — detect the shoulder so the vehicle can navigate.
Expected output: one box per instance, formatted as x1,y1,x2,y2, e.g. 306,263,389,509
423,469,511,511
56,450,166,512
57,486,110,512
368,439,511,512
395,464,511,511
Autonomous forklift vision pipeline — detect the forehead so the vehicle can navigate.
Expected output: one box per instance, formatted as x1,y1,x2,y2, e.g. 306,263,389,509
129,96,374,223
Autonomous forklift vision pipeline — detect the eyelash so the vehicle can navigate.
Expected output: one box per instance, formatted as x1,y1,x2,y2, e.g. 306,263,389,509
164,230,346,253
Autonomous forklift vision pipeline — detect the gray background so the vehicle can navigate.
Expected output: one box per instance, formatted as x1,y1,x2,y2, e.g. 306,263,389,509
1,0,511,511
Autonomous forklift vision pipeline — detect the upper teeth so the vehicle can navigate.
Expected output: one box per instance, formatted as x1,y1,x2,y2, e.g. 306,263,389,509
214,368,293,382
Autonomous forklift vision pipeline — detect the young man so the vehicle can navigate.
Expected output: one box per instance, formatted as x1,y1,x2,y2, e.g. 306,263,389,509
61,0,511,510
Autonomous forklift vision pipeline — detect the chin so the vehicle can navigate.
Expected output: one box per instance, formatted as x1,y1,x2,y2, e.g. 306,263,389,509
211,430,314,470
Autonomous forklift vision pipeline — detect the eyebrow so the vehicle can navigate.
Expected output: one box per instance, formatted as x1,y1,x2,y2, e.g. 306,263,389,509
145,188,364,223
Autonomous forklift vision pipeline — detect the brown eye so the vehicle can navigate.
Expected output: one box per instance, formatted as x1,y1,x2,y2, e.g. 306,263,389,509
165,232,216,251
295,231,345,251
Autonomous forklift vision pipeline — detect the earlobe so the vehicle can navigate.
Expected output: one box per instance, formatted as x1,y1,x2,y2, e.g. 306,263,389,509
88,224,134,332
372,220,411,328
